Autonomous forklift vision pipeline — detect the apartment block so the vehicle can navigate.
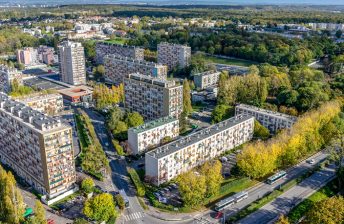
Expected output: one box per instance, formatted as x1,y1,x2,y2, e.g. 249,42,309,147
0,65,23,93
145,115,255,185
16,47,39,66
235,104,297,133
157,42,191,71
95,42,144,64
37,45,56,65
16,93,64,116
0,93,76,199
58,41,86,86
104,55,167,85
193,70,221,89
128,116,179,155
124,73,183,121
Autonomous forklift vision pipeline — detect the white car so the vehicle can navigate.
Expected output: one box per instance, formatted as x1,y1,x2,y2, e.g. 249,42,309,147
307,159,315,164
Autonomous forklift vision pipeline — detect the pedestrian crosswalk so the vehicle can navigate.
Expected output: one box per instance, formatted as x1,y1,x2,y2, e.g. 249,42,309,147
124,212,145,221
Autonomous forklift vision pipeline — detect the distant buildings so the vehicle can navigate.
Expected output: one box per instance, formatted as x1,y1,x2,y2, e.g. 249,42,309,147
157,42,191,71
37,45,56,65
124,73,183,121
193,70,221,89
0,65,23,93
104,55,167,86
16,47,39,66
16,93,64,116
58,41,86,86
145,115,255,185
57,85,93,103
95,42,144,64
235,104,297,133
0,93,76,199
128,116,179,155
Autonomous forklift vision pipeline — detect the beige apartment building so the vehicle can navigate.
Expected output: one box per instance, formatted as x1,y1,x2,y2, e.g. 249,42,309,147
95,42,144,64
104,55,167,85
124,73,183,121
128,116,179,155
193,70,221,89
157,42,191,71
16,93,64,116
0,65,23,93
145,115,255,185
58,41,86,85
235,104,297,133
0,93,76,199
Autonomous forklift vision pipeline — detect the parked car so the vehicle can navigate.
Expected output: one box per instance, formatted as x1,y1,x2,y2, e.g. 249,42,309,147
215,212,223,219
307,159,315,164
138,163,145,168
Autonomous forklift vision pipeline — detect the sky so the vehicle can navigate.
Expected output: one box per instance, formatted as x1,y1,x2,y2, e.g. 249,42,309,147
3,0,344,6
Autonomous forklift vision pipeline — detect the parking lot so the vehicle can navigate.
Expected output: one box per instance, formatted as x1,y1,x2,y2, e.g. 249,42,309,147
220,149,242,178
53,195,85,220
153,183,182,207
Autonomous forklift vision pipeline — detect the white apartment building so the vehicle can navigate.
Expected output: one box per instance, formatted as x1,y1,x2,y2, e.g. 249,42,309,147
145,115,255,185
58,41,86,86
95,42,144,64
16,93,64,116
104,55,168,86
193,70,221,89
157,42,191,71
0,65,23,93
0,93,76,199
16,47,39,66
128,116,179,155
124,73,183,121
235,104,297,133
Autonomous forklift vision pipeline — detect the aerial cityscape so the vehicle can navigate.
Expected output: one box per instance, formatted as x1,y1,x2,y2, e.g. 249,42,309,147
0,1,343,224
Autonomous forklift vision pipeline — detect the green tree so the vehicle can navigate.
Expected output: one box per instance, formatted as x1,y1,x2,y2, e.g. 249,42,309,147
29,200,46,224
125,112,144,128
183,79,193,115
304,196,344,224
275,215,290,224
217,71,229,105
83,193,117,222
200,161,223,197
0,165,25,224
177,171,206,207
112,121,128,141
114,194,125,210
73,218,89,224
253,120,270,140
81,178,95,194
211,104,232,124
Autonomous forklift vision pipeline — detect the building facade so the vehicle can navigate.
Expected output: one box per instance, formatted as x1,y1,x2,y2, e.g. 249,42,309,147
17,93,64,116
58,41,86,86
16,47,39,66
95,42,144,64
104,55,167,86
0,93,76,199
235,104,297,133
57,85,93,103
37,45,56,65
0,65,23,93
193,70,221,89
128,116,179,155
124,73,183,121
145,115,255,185
157,42,191,71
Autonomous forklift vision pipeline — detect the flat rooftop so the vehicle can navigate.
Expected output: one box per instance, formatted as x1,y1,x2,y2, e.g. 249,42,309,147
128,116,178,134
147,114,254,159
0,92,69,132
236,104,297,121
58,85,93,97
104,54,166,67
193,70,220,77
23,77,67,91
126,73,179,88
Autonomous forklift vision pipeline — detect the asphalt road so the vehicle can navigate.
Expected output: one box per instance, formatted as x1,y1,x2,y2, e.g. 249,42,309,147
238,165,336,224
199,151,329,223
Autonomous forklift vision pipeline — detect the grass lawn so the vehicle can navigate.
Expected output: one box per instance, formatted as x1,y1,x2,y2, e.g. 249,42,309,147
287,178,338,223
205,55,257,67
105,38,128,45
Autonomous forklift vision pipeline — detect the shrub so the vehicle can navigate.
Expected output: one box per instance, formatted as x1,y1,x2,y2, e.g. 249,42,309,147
127,168,146,196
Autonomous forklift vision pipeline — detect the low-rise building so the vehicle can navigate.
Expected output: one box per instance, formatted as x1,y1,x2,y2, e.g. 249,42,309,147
57,85,93,103
128,116,179,155
104,55,167,86
95,42,144,64
145,115,255,185
235,104,297,133
193,71,221,89
157,42,191,71
124,73,183,121
0,93,76,199
16,93,63,116
0,65,23,93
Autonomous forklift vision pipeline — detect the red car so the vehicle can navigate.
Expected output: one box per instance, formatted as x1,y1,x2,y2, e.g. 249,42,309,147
215,211,223,219
47,219,55,224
